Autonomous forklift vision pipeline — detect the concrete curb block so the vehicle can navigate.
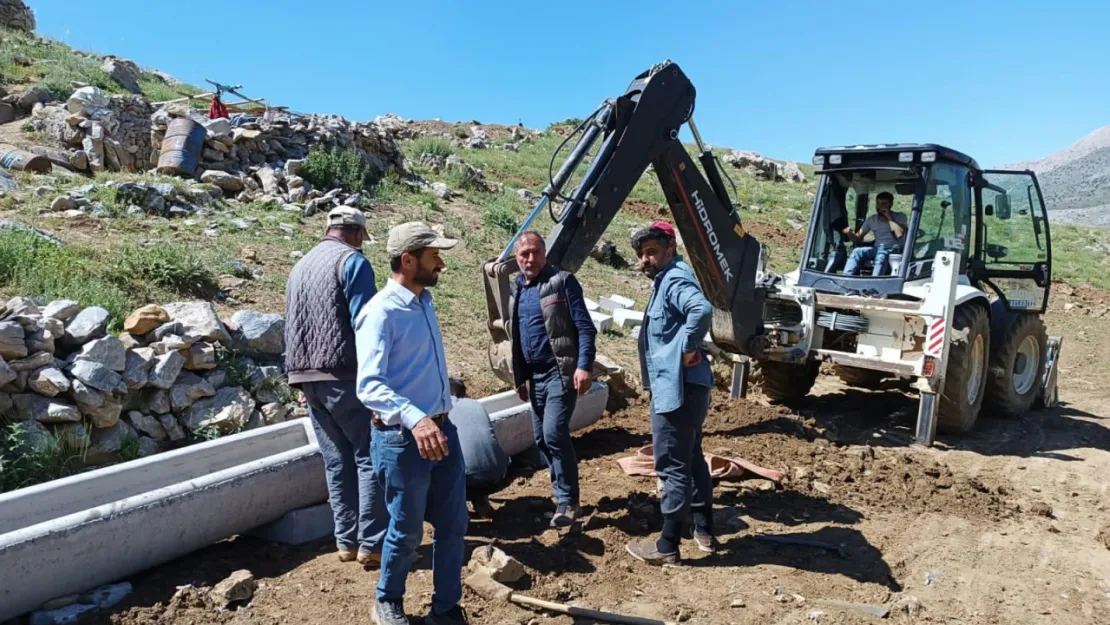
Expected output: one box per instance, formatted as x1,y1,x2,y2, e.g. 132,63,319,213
0,420,327,621
481,382,609,457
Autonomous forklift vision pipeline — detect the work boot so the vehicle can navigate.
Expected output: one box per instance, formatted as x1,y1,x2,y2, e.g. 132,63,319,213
625,540,680,566
550,503,580,528
337,548,357,563
357,551,382,568
692,528,718,554
424,605,470,625
373,599,409,625
470,495,495,519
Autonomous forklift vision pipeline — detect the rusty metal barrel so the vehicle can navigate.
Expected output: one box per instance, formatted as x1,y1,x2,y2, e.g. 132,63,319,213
156,117,206,176
0,144,51,173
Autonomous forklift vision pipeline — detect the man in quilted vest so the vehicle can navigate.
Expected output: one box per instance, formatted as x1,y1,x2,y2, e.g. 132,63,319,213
508,231,597,527
284,206,387,567
624,221,716,566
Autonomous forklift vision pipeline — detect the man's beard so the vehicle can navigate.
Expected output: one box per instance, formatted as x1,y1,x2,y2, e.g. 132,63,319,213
640,263,659,278
415,266,440,287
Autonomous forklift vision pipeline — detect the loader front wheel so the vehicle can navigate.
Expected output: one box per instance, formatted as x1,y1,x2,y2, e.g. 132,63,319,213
985,314,1047,419
759,360,820,406
937,304,990,434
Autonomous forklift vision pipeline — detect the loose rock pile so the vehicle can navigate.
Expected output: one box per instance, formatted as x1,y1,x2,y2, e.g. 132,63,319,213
39,179,223,219
724,150,806,183
0,296,300,467
29,87,154,173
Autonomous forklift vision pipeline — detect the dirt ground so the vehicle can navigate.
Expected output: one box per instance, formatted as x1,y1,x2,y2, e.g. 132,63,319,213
80,302,1110,625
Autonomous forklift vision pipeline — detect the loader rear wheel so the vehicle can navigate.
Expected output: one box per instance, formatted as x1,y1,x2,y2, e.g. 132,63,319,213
937,304,990,434
985,314,1047,419
834,365,887,389
759,360,819,406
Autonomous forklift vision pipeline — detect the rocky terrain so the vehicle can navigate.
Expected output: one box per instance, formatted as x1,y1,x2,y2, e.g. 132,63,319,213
999,125,1110,224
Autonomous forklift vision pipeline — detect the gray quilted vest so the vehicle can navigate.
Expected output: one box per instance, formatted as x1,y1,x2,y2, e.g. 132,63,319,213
285,238,364,385
508,266,579,392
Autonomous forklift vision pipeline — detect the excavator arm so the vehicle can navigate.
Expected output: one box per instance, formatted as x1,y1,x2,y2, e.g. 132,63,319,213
483,60,766,384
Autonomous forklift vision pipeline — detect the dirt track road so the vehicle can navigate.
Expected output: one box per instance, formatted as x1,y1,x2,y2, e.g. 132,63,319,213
92,303,1110,625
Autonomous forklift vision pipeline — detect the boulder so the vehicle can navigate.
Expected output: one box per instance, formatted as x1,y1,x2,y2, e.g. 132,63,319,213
229,310,285,356
181,386,254,433
147,351,186,389
127,411,167,441
68,379,102,407
77,390,123,428
137,436,160,457
169,372,216,411
68,359,123,393
162,302,230,343
73,336,127,372
28,366,69,397
10,420,55,454
256,166,282,195
101,57,142,94
200,170,245,193
0,0,36,32
144,388,171,415
17,85,50,111
467,545,526,583
260,402,288,425
782,161,805,183
124,304,170,336
63,306,110,348
0,321,27,359
6,296,40,315
66,85,110,117
86,419,138,465
122,347,154,389
8,350,52,372
0,356,15,387
0,391,11,413
284,159,304,177
204,369,227,390
210,570,256,608
157,413,186,441
146,320,184,343
185,341,216,370
42,299,81,322
13,394,81,424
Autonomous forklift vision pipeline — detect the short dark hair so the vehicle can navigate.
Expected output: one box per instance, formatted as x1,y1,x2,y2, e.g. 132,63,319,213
328,224,364,235
876,191,894,204
389,247,427,272
631,225,674,253
515,231,546,250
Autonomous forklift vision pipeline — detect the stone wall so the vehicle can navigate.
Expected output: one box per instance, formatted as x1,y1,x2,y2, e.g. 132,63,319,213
0,296,301,468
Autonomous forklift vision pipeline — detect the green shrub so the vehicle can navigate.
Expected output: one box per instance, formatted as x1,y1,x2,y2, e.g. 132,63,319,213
301,146,379,193
410,137,454,159
111,243,218,296
0,423,89,493
483,193,521,234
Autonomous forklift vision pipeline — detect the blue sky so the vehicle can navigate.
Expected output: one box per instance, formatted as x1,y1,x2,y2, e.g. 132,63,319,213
33,0,1107,167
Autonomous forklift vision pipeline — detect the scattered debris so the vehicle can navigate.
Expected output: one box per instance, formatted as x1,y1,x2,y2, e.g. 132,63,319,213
210,569,257,608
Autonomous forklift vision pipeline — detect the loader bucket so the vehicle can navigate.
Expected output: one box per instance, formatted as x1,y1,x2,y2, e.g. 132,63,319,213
482,256,518,386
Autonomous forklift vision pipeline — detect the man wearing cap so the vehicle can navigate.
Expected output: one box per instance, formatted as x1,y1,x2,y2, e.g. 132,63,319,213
284,206,388,567
507,231,596,527
624,221,716,566
355,222,468,625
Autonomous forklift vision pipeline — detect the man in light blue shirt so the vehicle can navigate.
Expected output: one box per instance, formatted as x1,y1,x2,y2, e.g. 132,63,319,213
624,221,716,567
355,221,468,625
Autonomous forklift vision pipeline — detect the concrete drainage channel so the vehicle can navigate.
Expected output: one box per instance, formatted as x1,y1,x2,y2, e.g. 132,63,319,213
0,382,609,622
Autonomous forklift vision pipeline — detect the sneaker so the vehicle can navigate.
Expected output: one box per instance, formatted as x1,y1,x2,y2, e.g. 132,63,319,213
625,540,680,566
550,503,580,528
692,529,718,554
424,605,469,625
373,599,409,625
337,548,357,563
357,551,382,567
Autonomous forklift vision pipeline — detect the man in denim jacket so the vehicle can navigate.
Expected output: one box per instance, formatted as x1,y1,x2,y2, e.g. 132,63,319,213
625,221,716,566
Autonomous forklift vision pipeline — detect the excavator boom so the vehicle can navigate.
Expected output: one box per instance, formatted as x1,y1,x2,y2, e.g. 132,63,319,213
483,60,765,384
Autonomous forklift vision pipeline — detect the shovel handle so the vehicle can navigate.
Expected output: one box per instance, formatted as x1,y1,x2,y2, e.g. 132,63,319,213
511,594,676,625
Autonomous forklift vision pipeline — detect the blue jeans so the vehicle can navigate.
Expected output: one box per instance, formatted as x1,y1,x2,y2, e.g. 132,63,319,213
652,384,713,530
843,245,891,277
302,381,388,553
373,419,468,614
529,365,579,506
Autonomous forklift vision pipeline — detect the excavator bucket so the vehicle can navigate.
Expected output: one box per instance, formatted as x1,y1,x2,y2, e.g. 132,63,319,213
482,256,518,386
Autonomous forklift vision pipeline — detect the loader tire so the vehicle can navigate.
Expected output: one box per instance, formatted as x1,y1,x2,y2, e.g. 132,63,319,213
985,314,1047,419
760,360,819,406
834,365,887,389
937,304,990,434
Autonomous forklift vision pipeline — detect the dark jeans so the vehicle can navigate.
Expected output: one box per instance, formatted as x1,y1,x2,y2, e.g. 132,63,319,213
302,380,388,553
373,419,468,615
528,365,579,506
652,383,713,531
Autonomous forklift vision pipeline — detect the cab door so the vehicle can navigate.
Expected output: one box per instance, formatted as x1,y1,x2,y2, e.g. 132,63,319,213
976,170,1051,313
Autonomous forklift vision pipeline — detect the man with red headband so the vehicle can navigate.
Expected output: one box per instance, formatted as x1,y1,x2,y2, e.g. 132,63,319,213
625,220,716,565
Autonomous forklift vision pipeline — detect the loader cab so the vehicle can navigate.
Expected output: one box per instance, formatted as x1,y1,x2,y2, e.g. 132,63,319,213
798,144,1051,312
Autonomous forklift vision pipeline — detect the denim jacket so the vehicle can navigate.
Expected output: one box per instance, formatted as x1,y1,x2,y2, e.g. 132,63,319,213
637,257,713,414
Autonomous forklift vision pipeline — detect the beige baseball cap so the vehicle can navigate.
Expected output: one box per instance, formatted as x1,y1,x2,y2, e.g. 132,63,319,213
327,206,367,230
387,221,459,257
